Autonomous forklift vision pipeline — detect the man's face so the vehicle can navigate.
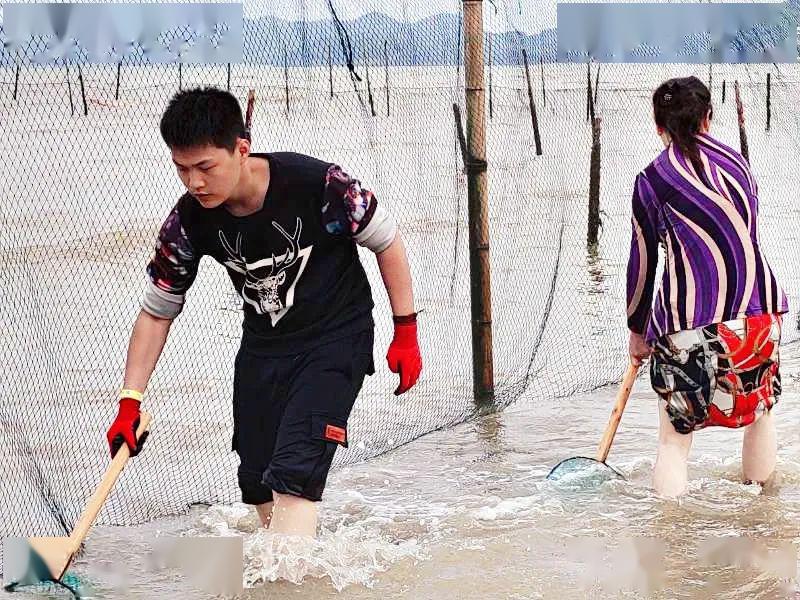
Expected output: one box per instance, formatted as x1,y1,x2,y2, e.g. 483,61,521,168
170,141,246,208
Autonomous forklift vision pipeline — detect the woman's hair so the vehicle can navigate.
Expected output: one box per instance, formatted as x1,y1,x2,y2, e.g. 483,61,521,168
160,87,245,151
652,76,712,168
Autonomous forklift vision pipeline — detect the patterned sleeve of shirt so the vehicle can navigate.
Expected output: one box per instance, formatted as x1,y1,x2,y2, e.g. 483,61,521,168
321,164,397,253
626,171,661,335
142,202,201,319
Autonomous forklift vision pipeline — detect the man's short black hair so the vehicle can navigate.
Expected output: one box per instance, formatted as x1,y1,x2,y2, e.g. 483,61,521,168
160,86,245,152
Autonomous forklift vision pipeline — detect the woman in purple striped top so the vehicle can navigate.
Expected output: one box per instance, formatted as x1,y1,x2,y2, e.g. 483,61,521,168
626,76,789,498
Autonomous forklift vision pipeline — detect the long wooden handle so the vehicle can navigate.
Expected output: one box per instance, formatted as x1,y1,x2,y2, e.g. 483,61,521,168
68,412,152,549
595,364,639,463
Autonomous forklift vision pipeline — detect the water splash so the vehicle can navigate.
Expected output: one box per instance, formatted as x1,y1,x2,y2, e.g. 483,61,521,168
186,503,428,591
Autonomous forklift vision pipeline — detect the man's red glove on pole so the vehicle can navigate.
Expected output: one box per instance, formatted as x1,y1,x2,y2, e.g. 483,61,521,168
106,391,149,458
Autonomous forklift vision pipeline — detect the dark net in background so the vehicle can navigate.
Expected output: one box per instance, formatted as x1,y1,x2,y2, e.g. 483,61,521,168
1,0,799,564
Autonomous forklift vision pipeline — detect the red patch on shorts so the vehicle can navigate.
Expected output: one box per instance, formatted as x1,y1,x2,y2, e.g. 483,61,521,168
324,424,347,445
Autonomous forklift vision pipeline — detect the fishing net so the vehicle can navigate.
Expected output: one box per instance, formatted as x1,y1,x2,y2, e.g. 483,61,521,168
1,0,799,567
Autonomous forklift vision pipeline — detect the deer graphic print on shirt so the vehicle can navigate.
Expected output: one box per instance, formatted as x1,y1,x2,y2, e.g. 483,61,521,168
218,218,312,326
143,152,380,356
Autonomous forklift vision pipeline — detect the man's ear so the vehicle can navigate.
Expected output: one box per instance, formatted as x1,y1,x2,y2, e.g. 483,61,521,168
236,138,250,162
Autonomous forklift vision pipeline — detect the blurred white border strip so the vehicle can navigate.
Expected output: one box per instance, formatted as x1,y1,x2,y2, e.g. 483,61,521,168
4,3,243,64
557,2,797,64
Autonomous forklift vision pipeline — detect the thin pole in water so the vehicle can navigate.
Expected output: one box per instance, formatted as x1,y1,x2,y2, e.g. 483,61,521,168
284,46,290,116
586,61,595,121
78,64,88,115
13,56,20,102
384,40,390,117
593,62,600,107
328,40,334,99
245,88,256,139
766,72,771,132
735,80,749,162
67,64,74,116
522,49,542,156
365,57,375,117
116,62,121,100
540,55,546,108
587,117,602,246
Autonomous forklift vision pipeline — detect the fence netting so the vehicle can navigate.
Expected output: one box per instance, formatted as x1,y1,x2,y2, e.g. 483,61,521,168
1,0,798,564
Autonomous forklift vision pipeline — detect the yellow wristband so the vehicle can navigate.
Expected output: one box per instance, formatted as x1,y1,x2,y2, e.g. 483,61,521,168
119,388,143,402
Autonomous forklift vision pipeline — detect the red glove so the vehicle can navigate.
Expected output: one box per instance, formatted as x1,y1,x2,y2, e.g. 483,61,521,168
386,313,422,395
106,396,149,458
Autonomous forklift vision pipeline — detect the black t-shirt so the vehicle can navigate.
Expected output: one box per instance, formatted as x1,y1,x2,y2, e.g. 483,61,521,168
146,152,377,355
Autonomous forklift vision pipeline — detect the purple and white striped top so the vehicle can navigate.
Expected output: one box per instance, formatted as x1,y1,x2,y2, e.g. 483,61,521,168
626,132,788,344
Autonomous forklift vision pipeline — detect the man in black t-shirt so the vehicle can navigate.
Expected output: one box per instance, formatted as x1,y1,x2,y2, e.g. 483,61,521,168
106,87,422,536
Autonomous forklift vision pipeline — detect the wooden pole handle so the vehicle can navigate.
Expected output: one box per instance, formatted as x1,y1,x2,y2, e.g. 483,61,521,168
68,412,152,550
595,364,639,463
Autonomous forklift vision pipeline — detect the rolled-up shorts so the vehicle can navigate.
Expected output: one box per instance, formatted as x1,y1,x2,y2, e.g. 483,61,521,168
650,313,782,434
232,328,375,504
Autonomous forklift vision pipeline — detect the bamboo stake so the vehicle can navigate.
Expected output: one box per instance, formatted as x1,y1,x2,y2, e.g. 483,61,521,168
462,0,494,406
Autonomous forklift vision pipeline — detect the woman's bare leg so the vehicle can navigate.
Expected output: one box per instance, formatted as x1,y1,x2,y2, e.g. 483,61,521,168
742,410,777,485
653,403,693,498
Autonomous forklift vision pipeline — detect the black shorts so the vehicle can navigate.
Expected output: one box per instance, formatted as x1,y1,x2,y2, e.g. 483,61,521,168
231,328,374,504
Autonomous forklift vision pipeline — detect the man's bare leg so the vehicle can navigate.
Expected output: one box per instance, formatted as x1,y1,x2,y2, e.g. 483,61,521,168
268,492,318,537
255,502,274,528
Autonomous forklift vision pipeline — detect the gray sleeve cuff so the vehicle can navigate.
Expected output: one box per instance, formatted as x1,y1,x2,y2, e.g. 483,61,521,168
354,204,398,253
142,280,184,319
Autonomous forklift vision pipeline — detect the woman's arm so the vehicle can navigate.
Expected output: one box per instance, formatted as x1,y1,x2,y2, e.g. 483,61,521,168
626,172,660,364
